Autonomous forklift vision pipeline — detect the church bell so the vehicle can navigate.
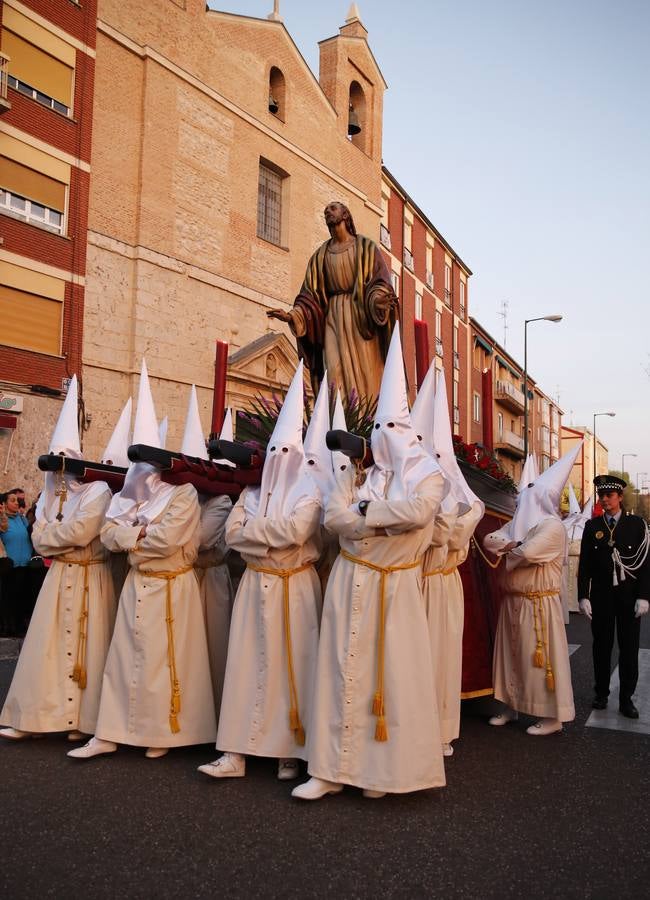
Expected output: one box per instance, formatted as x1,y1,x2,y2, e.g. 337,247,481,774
347,104,361,136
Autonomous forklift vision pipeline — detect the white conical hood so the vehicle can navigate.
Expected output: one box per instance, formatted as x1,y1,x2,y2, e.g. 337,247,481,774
158,416,168,450
49,374,81,458
210,407,236,468
518,454,538,492
303,374,333,499
409,360,436,450
181,386,208,460
331,389,350,476
101,398,132,467
244,361,320,518
564,483,590,541
567,482,581,516
36,374,99,524
582,496,594,518
360,323,440,502
106,358,173,525
432,368,480,515
506,441,583,543
132,359,160,448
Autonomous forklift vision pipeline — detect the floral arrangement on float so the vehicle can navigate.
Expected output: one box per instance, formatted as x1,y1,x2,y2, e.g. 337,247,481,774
452,434,518,494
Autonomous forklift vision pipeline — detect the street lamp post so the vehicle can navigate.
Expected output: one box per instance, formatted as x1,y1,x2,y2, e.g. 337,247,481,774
523,315,563,460
592,411,616,498
621,452,637,480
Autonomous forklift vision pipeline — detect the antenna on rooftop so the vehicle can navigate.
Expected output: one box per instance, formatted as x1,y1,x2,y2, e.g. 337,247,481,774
268,0,282,21
497,299,509,348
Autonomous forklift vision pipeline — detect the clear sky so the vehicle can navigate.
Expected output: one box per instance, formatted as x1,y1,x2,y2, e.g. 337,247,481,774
210,1,650,493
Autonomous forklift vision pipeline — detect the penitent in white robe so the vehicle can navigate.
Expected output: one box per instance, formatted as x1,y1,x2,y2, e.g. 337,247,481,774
492,516,575,721
1,486,116,735
307,470,447,794
432,501,484,743
216,489,322,761
96,483,216,747
195,494,233,718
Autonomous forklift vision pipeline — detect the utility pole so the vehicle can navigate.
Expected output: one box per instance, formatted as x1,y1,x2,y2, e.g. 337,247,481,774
497,300,509,348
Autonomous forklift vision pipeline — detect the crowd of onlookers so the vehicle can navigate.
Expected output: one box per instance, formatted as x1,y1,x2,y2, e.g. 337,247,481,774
0,488,46,638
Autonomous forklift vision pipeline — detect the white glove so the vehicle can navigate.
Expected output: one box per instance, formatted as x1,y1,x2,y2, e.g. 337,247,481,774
579,598,592,620
634,599,649,618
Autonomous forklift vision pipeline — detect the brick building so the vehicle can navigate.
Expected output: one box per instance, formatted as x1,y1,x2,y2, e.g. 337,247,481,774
379,168,472,432
0,0,97,494
80,0,388,458
470,318,562,483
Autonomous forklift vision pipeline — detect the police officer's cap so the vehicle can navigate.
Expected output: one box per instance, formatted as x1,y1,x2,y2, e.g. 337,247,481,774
594,474,626,493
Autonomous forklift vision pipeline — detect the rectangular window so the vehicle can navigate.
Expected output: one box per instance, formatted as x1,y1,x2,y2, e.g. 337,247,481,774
459,280,466,319
257,162,283,245
390,271,399,296
0,156,66,233
435,310,442,338
0,284,63,355
2,27,74,114
497,412,504,438
473,392,481,423
404,219,412,251
444,263,452,305
415,291,422,320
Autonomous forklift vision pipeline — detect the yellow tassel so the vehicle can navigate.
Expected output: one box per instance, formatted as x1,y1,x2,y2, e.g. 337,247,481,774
289,707,301,731
72,664,81,683
372,692,384,716
294,725,306,747
546,670,555,692
374,716,388,742
169,713,180,734
78,669,87,690
533,646,544,668
172,686,181,715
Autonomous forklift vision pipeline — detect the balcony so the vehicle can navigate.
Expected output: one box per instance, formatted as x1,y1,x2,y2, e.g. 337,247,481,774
444,288,452,307
453,351,460,370
495,428,525,459
380,223,391,251
0,53,11,114
453,407,460,425
435,337,444,358
495,379,525,415
540,432,551,454
426,270,434,290
403,247,414,272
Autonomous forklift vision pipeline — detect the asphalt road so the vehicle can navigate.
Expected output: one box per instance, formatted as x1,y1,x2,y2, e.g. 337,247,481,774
1,613,648,900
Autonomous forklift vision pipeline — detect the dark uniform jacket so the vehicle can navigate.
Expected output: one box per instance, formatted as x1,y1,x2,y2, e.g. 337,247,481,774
577,512,650,601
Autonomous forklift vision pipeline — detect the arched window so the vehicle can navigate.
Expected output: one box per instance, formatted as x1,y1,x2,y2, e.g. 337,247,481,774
348,80,367,151
268,66,286,121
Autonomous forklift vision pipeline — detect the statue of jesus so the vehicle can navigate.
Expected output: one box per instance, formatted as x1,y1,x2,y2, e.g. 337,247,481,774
267,201,398,404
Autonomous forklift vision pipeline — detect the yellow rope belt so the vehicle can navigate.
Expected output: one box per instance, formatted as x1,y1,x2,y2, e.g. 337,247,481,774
513,589,559,692
470,536,503,569
58,556,103,691
422,565,458,577
141,565,194,734
246,561,314,747
340,549,421,743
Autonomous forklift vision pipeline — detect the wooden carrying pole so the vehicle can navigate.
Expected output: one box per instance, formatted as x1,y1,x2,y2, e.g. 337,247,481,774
210,340,229,440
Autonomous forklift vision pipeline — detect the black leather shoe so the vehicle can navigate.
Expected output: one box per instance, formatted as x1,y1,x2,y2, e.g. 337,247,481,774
619,700,639,719
592,696,608,710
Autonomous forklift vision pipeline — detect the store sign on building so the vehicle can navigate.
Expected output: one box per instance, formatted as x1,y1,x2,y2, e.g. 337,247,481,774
0,393,23,414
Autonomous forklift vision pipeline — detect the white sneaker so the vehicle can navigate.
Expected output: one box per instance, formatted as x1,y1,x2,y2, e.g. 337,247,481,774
67,737,117,759
362,789,386,799
67,730,86,742
291,777,343,800
0,727,34,740
442,742,454,757
526,718,562,736
277,758,300,780
488,708,518,726
145,747,169,759
197,753,245,778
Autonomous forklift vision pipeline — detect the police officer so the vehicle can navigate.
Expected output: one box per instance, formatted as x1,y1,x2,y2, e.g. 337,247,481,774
578,475,650,718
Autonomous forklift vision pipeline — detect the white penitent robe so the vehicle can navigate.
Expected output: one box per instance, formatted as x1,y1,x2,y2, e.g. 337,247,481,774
96,484,216,747
195,494,233,717
566,538,582,614
216,489,322,761
1,486,116,735
307,471,447,794
434,501,484,743
492,517,575,721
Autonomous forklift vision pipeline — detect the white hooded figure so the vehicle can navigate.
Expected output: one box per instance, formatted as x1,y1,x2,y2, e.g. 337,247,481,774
412,364,484,757
100,398,133,600
483,443,582,736
183,386,233,719
1,376,117,742
69,360,216,761
199,361,323,782
293,324,447,801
